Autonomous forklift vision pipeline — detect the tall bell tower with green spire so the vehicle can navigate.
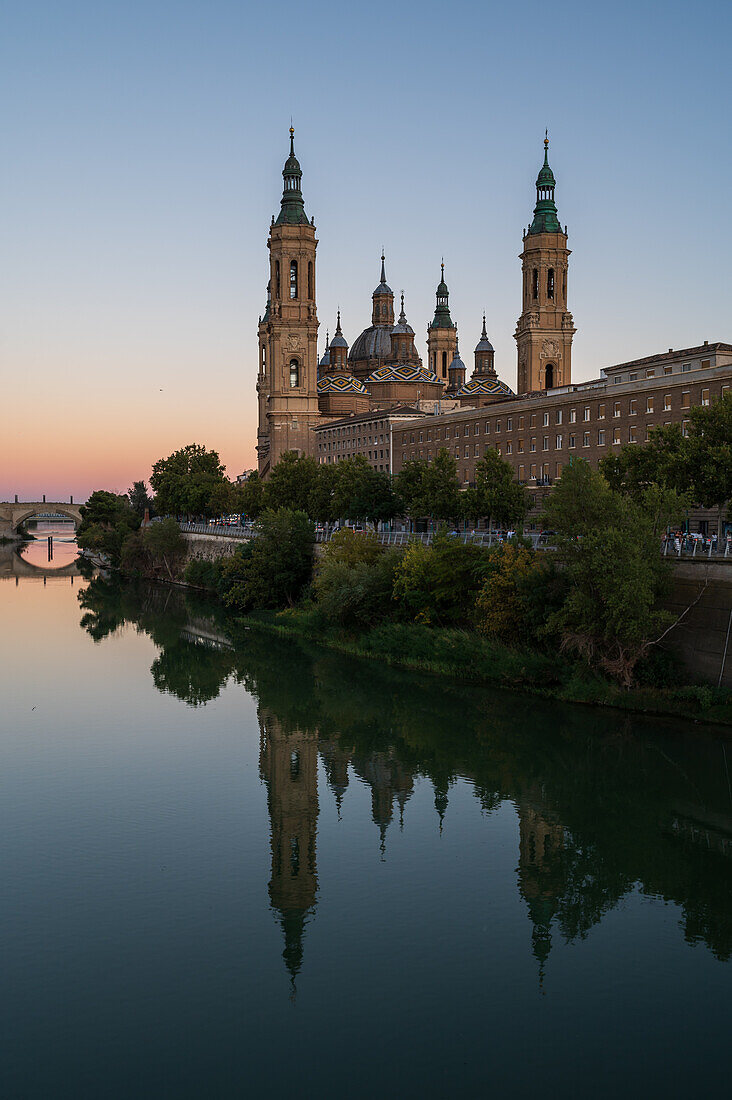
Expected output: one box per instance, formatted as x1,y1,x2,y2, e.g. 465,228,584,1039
257,127,320,476
427,262,457,383
514,134,575,395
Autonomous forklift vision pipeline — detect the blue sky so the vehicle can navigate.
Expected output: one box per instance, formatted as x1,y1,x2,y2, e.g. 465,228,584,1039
1,0,730,496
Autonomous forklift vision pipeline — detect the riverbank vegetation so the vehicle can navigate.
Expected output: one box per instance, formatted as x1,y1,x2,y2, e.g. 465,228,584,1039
75,402,732,722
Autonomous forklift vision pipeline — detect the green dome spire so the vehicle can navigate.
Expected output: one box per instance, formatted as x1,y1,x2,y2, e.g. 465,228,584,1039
528,131,562,236
275,126,310,227
429,260,455,329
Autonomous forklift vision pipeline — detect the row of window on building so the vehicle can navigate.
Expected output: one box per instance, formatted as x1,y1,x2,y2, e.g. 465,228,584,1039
610,358,711,384
403,421,693,474
397,386,718,449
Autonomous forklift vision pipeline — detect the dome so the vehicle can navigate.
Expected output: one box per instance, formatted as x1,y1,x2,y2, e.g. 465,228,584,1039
391,294,414,336
319,332,331,368
475,315,494,354
449,351,466,373
373,253,393,297
350,324,394,363
459,377,514,397
318,375,368,395
329,310,348,349
368,364,440,385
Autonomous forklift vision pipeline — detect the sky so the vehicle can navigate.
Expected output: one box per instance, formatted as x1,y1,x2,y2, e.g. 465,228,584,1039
1,0,730,500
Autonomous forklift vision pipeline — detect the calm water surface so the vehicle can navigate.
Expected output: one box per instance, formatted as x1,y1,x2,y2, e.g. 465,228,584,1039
1,554,731,1097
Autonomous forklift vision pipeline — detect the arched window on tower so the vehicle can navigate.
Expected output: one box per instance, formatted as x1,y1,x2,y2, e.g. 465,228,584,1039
532,269,539,300
261,345,266,375
290,260,298,299
563,274,567,303
289,358,300,388
307,261,313,299
442,351,447,377
547,268,555,300
275,260,281,299
545,363,554,389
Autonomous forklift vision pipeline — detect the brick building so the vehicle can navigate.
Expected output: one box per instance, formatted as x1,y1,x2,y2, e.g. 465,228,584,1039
392,344,732,529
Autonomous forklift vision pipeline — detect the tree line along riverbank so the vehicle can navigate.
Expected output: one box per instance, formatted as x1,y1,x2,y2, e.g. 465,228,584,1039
74,449,732,728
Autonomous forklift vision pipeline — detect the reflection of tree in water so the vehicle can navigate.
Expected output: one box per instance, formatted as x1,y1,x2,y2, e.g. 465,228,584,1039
77,575,732,977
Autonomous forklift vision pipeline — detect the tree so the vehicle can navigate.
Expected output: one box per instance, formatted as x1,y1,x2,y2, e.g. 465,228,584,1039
601,424,688,499
77,490,140,565
128,480,154,519
150,444,231,518
420,449,463,524
469,451,527,533
327,457,398,526
120,518,187,580
392,531,490,626
475,543,537,643
236,471,264,521
686,391,732,537
393,459,426,525
263,451,320,514
542,459,673,686
221,509,315,611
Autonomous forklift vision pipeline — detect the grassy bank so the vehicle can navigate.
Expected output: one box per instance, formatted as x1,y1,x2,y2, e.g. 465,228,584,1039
238,608,732,728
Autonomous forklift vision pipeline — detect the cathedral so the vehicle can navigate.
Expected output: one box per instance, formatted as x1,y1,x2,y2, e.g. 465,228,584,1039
256,128,574,476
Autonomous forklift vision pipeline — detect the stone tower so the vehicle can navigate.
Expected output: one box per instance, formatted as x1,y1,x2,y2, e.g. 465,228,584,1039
427,262,457,383
514,135,575,395
257,128,320,476
259,709,319,986
445,335,467,396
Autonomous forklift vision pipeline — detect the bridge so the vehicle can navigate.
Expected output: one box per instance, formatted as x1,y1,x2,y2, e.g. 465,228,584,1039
0,500,83,538
0,543,81,579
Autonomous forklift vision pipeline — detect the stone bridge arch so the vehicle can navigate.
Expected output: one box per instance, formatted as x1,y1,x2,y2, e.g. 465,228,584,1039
1,502,83,533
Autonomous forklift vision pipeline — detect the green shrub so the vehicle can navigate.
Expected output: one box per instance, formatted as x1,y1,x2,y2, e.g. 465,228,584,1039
392,533,490,626
314,551,400,632
223,509,314,611
184,558,219,589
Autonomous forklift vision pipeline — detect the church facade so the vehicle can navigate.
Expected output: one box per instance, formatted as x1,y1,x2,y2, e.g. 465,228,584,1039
255,128,554,476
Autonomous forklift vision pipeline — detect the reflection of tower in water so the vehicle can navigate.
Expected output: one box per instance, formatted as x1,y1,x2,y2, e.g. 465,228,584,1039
259,709,319,987
516,801,565,986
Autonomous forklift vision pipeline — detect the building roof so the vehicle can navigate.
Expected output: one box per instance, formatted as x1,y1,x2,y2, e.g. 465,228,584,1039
350,324,394,362
528,134,562,236
373,253,393,297
274,128,310,227
313,404,426,432
391,294,414,336
459,377,514,397
317,375,368,395
475,314,494,354
329,311,348,349
368,363,440,384
429,262,455,330
602,342,732,374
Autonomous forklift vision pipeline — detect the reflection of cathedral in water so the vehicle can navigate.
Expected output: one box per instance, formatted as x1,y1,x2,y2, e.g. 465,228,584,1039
258,707,562,985
516,799,566,984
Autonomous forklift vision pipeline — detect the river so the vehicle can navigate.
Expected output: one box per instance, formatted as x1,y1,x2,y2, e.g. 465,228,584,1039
1,560,731,1097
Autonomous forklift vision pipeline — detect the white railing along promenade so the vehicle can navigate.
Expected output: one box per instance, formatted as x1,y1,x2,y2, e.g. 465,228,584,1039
178,521,732,559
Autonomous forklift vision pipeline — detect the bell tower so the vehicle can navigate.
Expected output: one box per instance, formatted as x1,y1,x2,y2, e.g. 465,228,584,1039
514,134,575,395
257,128,320,476
427,262,457,383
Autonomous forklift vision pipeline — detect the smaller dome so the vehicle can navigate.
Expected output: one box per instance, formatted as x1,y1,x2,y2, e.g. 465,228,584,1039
373,253,393,297
391,294,414,335
329,311,348,349
449,352,466,373
475,314,494,354
319,331,331,368
536,135,556,188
